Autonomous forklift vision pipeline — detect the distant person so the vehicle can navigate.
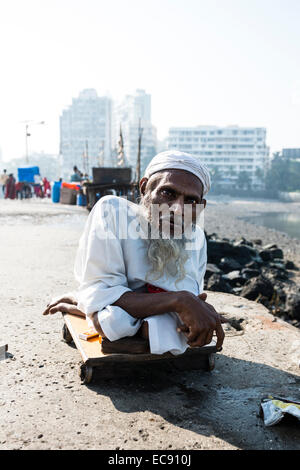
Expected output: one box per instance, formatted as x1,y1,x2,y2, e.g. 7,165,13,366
43,177,51,198
33,173,44,197
70,166,82,183
5,174,16,200
0,169,9,198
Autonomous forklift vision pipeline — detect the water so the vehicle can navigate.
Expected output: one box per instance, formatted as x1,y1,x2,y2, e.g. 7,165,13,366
243,212,300,240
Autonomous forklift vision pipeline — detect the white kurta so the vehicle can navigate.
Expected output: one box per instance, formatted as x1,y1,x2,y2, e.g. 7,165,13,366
74,195,207,355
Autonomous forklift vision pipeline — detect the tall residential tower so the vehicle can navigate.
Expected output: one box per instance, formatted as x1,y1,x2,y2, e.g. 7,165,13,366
60,89,112,178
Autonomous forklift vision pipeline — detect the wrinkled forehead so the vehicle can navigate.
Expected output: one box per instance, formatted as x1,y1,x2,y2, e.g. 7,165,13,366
146,169,204,197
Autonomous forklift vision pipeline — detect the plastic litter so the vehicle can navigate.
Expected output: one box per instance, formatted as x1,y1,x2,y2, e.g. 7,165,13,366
261,395,300,426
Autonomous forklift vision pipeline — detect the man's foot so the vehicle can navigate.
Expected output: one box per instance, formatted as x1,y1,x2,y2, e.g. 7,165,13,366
101,336,150,354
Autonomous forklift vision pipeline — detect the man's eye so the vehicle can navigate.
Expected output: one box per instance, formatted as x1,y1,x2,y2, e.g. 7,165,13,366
186,198,198,204
161,189,174,197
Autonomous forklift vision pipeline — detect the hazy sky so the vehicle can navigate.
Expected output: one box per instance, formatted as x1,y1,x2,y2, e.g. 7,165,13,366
1,0,300,161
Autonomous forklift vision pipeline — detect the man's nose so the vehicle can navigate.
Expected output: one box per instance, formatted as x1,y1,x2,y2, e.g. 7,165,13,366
169,198,185,215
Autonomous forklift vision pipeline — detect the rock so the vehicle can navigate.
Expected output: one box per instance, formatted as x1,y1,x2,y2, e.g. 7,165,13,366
234,237,254,247
241,268,261,279
263,243,278,250
245,260,261,270
259,248,284,262
204,263,222,280
223,271,247,287
233,244,261,263
262,266,289,282
207,240,237,264
232,287,243,295
206,274,233,294
269,261,286,270
219,257,243,273
285,294,300,320
207,240,261,265
285,260,297,270
252,239,262,245
240,275,274,301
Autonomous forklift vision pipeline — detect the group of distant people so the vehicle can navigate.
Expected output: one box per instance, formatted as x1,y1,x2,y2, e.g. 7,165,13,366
0,170,16,199
0,165,89,202
0,168,51,200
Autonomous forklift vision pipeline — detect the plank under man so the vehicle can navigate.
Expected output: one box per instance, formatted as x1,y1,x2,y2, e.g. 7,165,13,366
43,151,226,354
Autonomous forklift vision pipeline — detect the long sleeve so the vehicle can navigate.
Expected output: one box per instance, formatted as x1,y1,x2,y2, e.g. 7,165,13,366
197,230,207,294
74,196,132,319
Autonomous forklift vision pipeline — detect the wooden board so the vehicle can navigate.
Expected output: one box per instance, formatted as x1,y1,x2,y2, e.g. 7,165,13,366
63,313,218,368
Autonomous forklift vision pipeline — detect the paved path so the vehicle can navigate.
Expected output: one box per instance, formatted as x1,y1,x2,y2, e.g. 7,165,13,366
1,200,300,450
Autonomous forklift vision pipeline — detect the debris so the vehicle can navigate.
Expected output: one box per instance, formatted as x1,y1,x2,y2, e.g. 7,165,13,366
260,395,300,426
0,345,8,362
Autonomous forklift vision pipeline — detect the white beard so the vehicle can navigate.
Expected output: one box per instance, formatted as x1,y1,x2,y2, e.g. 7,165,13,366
139,196,189,283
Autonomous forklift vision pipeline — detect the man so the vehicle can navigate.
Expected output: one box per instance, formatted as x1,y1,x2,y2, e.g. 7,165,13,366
70,166,82,183
5,174,16,200
0,169,8,198
44,151,225,355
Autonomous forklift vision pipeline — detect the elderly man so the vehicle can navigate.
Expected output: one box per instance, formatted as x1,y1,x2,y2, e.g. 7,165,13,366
44,151,225,355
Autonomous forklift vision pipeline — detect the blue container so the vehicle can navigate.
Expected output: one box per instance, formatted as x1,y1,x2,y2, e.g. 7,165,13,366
52,181,61,203
77,193,87,206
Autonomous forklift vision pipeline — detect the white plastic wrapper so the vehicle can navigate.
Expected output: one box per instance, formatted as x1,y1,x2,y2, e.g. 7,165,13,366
261,395,300,426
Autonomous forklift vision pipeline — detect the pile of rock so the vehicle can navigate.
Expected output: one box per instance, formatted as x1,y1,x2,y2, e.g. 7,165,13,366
205,233,300,326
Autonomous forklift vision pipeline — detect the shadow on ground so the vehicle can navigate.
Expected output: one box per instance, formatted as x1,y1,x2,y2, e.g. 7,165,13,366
86,354,300,450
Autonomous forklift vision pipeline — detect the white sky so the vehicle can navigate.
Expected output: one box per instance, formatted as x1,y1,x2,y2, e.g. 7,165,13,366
1,0,300,161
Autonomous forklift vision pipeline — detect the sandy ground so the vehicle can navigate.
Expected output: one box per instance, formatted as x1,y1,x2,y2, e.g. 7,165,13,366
1,198,300,451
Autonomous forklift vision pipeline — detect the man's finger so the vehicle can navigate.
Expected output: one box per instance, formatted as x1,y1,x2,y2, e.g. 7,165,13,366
49,302,71,314
205,329,214,346
43,296,78,316
198,293,207,302
176,324,189,333
220,315,229,324
215,321,225,350
188,328,209,348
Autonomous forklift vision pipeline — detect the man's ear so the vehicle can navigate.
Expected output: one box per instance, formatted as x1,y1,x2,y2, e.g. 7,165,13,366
202,198,207,208
139,177,148,196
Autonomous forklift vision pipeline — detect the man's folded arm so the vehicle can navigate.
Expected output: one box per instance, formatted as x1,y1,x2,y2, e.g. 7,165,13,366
112,290,181,319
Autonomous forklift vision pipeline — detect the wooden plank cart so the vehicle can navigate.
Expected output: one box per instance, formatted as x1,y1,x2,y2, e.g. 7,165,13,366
62,313,219,384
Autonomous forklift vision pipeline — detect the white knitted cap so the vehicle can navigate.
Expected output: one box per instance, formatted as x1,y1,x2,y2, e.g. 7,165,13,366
144,150,211,195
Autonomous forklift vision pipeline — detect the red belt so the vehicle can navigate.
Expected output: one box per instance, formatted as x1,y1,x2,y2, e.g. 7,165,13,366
146,283,167,294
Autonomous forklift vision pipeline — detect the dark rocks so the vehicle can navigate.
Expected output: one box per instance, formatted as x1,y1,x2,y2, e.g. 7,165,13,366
223,270,247,287
240,275,274,301
234,237,253,247
263,243,278,250
204,263,222,280
285,294,300,320
206,274,233,294
207,239,261,265
285,260,297,270
205,232,299,324
262,266,289,281
241,268,261,279
219,257,243,273
245,260,261,270
259,247,284,262
207,240,237,264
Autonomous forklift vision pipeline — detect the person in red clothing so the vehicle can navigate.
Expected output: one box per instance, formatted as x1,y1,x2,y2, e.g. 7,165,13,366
5,174,16,199
43,177,51,198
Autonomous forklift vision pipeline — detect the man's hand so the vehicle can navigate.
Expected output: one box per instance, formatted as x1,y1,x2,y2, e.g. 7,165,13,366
42,293,85,317
175,291,226,350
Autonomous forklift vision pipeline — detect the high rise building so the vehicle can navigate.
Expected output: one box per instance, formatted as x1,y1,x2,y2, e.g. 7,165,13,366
168,126,269,188
60,89,112,178
282,148,300,160
112,89,157,177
